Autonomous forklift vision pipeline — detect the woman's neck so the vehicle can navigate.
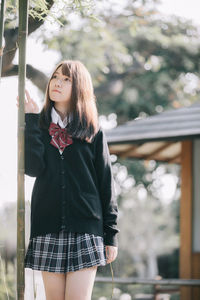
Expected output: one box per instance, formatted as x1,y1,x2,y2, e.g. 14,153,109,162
54,104,68,121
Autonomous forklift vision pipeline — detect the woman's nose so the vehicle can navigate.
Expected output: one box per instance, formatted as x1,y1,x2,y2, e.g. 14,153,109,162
55,79,63,86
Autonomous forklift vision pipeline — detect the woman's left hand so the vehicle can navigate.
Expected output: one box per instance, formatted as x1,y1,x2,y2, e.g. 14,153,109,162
105,245,118,264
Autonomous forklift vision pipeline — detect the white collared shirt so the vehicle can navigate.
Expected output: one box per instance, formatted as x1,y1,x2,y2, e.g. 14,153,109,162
51,106,72,128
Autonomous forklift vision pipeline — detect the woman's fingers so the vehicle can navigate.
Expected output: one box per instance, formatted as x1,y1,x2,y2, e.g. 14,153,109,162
16,90,39,113
106,247,112,263
105,246,117,264
25,89,31,102
25,89,39,111
16,96,19,107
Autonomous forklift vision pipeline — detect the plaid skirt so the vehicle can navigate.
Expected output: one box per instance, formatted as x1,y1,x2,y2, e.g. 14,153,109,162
24,229,107,273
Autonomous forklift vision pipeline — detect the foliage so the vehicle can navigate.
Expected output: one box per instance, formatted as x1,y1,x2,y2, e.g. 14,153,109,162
4,0,100,27
4,0,200,118
0,259,15,300
93,281,155,300
40,1,200,121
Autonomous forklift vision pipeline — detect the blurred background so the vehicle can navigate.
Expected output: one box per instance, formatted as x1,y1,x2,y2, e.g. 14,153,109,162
0,0,200,299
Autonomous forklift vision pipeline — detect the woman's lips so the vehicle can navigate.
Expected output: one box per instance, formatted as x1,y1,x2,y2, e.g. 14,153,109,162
52,90,61,93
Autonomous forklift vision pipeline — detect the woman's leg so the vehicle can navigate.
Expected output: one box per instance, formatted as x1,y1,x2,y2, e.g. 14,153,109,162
41,271,66,300
65,265,98,300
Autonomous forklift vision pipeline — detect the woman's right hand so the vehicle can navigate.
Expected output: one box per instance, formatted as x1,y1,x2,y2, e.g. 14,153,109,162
16,89,39,113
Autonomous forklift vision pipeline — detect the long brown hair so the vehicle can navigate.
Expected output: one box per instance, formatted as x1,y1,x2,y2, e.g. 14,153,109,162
39,60,99,143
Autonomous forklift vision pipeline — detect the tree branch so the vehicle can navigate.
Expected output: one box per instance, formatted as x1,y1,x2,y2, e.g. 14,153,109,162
3,64,48,93
2,0,55,74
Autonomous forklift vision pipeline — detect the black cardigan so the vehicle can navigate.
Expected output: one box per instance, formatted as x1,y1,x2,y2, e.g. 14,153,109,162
25,113,120,247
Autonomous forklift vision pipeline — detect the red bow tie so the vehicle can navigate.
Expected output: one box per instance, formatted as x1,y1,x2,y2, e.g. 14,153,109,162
48,122,73,152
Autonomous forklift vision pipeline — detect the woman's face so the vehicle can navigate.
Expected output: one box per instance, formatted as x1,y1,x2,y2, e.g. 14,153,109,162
49,65,72,105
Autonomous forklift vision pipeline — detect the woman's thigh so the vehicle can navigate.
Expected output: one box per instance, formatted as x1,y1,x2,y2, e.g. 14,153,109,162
65,266,98,300
41,271,66,300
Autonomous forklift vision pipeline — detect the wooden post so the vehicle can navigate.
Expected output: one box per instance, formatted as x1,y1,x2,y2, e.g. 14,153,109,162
17,0,29,299
191,139,200,299
192,253,200,298
180,140,193,300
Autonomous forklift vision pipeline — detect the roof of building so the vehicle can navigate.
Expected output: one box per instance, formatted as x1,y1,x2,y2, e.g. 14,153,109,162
106,101,200,164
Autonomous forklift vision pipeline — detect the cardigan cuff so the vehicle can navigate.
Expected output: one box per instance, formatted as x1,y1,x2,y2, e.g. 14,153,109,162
104,232,118,247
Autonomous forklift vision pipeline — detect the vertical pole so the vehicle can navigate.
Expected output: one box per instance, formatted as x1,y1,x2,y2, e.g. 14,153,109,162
0,0,6,82
180,140,193,300
17,0,29,299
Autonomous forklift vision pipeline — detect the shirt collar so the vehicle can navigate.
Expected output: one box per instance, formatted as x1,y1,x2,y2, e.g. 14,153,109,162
51,106,72,128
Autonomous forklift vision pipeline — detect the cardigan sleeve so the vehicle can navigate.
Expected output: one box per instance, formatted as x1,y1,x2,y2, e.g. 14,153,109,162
25,113,46,177
94,128,120,247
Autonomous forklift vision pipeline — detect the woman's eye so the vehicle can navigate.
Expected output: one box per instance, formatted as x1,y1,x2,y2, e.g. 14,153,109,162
52,75,69,81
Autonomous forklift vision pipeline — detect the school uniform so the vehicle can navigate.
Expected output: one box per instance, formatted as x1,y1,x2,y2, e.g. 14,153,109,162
24,106,120,273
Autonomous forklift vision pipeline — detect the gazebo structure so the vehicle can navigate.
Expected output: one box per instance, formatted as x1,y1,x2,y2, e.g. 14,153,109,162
106,102,200,300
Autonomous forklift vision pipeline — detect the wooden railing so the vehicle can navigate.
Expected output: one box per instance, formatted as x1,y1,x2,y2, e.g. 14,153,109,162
95,276,200,286
95,276,200,299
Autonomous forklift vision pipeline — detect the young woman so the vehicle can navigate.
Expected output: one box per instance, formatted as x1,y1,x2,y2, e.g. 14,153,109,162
16,60,120,300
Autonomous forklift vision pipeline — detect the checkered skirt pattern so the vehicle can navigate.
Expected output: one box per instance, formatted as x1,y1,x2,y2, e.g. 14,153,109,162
24,229,107,273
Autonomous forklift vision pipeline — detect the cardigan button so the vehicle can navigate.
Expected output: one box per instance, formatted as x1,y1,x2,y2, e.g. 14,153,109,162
62,185,66,189
61,170,65,174
60,155,64,160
